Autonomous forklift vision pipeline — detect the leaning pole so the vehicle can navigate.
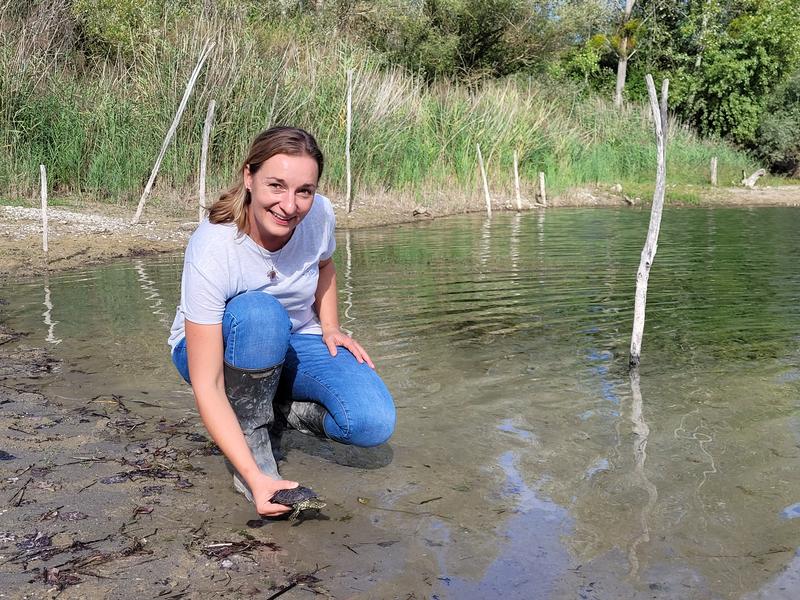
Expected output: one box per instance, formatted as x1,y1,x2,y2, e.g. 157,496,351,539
629,74,669,369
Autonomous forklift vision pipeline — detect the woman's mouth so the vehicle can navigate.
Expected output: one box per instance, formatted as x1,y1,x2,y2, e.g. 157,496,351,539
268,209,293,226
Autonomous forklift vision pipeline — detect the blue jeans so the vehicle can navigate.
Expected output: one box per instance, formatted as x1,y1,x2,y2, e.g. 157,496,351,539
171,291,395,447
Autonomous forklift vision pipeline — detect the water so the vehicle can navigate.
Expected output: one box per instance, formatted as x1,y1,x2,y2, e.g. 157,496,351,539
3,207,799,598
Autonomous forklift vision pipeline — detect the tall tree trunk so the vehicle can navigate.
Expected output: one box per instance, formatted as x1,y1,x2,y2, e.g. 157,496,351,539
614,39,629,108
614,0,636,108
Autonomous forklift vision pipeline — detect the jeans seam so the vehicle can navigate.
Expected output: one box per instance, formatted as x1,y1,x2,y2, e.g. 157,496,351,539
225,311,237,366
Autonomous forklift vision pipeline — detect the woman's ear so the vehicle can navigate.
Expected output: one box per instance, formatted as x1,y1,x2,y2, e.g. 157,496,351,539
243,164,252,192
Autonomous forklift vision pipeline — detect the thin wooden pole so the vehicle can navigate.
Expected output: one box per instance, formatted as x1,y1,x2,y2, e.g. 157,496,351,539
513,150,522,211
538,172,547,207
199,99,216,222
345,69,354,213
629,74,669,369
132,40,215,225
476,143,492,217
710,156,718,186
39,164,48,254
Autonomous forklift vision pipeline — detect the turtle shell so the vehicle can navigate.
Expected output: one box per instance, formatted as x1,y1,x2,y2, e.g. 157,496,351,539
270,485,318,507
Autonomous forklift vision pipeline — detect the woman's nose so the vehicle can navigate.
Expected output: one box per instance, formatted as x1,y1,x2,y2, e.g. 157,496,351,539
280,192,298,213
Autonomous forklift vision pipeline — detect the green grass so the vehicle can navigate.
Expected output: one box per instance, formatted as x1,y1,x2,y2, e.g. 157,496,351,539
0,5,761,205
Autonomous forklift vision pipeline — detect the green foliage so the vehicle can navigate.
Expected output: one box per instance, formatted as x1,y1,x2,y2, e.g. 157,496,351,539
351,0,582,82
0,0,758,202
71,0,163,57
755,70,800,175
628,0,800,150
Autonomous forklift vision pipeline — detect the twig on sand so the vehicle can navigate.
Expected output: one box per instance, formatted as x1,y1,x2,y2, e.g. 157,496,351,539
8,476,32,506
265,565,329,600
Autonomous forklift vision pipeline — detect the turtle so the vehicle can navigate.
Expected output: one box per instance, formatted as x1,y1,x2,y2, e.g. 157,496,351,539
270,485,326,521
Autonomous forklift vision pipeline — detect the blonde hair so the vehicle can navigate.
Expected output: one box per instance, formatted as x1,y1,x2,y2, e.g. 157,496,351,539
207,126,324,231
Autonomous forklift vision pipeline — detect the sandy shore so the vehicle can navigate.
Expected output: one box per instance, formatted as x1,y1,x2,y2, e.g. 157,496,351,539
1,184,798,279
0,322,336,599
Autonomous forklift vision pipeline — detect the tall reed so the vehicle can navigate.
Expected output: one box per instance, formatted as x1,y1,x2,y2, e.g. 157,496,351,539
0,4,756,203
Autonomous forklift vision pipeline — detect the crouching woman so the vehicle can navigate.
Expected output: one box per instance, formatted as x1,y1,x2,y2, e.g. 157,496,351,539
167,126,395,517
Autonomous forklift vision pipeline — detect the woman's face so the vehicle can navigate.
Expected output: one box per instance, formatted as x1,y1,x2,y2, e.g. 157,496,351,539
244,153,319,250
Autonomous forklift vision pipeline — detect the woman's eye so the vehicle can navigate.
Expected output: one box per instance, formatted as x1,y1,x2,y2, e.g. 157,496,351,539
269,183,283,190
298,189,313,197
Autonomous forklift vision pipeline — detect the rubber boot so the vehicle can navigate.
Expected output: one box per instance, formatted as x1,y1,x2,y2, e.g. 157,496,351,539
224,361,282,502
280,400,328,438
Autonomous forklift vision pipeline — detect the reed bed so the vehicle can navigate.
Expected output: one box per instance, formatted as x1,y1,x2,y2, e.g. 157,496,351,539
0,5,755,204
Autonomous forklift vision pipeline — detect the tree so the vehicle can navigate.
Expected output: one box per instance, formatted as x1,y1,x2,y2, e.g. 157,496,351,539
755,70,800,176
614,0,637,107
628,0,800,146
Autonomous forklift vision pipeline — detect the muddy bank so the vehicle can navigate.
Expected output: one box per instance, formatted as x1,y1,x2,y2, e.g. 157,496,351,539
0,321,329,599
2,185,798,279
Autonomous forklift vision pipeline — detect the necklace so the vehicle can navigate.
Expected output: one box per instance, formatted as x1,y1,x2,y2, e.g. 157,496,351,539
257,245,283,281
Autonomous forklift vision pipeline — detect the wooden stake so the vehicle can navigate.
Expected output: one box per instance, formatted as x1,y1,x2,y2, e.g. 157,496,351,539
132,40,216,225
476,143,491,217
629,74,669,369
39,164,48,254
199,99,216,222
513,150,522,211
710,156,717,187
538,172,547,207
345,69,354,213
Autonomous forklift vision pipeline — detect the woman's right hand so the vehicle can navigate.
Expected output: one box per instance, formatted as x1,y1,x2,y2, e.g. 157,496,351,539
249,474,300,517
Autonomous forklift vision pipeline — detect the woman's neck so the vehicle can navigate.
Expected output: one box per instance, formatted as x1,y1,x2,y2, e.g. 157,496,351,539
246,221,291,252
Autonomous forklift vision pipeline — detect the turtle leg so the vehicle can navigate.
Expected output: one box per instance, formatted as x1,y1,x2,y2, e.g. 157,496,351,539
224,361,283,502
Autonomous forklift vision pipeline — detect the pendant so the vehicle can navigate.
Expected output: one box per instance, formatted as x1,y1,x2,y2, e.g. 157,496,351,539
268,269,277,281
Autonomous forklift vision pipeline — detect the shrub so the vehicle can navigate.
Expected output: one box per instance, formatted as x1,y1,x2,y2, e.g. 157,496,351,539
755,70,800,176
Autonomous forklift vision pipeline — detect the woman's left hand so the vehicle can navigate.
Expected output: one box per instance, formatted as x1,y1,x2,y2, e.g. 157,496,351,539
322,327,375,369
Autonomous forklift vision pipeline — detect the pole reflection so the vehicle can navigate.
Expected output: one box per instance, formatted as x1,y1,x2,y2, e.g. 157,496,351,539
341,229,355,335
134,259,169,326
41,277,61,345
627,369,658,578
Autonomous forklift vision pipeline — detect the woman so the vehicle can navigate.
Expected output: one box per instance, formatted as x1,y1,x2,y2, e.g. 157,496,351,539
168,126,395,517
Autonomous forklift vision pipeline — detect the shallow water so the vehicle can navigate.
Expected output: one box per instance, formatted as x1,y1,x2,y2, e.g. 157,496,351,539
4,207,800,598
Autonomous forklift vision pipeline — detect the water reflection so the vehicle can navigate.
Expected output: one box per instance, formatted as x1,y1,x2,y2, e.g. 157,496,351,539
432,451,573,599
41,277,61,345
134,258,169,326
627,370,658,578
341,229,355,334
479,217,491,274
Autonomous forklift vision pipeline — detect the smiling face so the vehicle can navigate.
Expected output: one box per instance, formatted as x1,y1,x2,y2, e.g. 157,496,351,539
244,153,319,251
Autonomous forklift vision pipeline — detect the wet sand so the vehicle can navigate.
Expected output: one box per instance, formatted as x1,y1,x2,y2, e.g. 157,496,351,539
0,322,336,599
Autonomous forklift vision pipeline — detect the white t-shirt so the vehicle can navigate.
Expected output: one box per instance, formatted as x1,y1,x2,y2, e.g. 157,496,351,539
168,194,336,350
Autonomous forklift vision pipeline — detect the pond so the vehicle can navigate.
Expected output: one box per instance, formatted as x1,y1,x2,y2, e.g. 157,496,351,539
3,207,799,598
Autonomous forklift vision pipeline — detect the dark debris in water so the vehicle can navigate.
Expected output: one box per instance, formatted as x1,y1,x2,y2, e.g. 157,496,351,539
16,531,52,551
203,539,280,560
42,566,82,590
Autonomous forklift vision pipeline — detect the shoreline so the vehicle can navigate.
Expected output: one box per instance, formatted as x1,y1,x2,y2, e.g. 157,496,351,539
1,184,798,279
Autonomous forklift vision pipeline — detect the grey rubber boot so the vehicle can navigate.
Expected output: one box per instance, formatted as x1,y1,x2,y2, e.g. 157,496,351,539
281,400,328,438
224,361,283,502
